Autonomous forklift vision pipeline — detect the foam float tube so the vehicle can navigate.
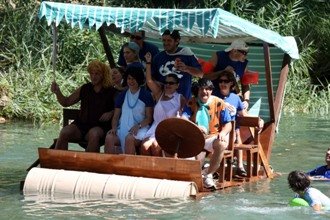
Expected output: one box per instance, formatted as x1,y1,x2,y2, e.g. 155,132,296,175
289,198,309,207
24,168,198,199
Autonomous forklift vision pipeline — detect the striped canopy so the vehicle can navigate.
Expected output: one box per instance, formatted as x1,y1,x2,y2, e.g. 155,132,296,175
39,1,299,59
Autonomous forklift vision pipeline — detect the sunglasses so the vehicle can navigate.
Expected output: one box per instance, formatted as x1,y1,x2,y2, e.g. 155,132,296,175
130,35,143,40
218,79,230,84
164,81,178,85
237,50,248,56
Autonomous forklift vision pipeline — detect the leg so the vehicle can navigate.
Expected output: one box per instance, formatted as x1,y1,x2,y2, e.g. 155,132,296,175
55,124,81,150
125,133,140,155
206,139,226,175
85,126,104,152
140,138,153,156
104,132,121,154
150,140,162,157
202,137,227,189
236,129,247,176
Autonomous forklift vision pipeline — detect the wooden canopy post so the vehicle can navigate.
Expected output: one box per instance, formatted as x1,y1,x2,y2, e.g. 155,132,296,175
98,26,116,68
263,42,275,123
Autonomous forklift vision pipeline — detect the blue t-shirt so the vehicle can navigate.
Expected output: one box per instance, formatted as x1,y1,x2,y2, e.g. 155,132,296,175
218,92,243,120
212,51,248,97
152,48,201,100
118,41,160,67
115,87,154,108
299,187,330,208
307,165,330,178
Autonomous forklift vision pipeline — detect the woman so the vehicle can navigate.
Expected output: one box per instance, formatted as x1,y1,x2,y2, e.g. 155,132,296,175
217,70,248,176
104,66,154,154
141,52,186,156
122,42,144,69
111,67,126,95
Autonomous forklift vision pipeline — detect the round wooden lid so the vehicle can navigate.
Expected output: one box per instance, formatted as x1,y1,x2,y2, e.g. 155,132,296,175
155,118,204,158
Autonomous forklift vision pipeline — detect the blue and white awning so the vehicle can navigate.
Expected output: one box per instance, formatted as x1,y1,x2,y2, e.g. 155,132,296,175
39,1,299,59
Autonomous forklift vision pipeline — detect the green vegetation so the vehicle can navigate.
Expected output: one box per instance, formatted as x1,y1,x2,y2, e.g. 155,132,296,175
0,0,329,124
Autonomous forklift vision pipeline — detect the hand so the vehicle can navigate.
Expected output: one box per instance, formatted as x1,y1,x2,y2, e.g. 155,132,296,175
224,66,235,74
129,124,140,136
256,118,264,133
242,100,249,109
107,128,117,135
174,58,187,72
145,52,152,63
51,81,59,94
99,111,114,122
217,131,227,143
225,103,236,115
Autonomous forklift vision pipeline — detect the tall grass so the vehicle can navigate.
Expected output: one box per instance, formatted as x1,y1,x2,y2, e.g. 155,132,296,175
0,2,125,124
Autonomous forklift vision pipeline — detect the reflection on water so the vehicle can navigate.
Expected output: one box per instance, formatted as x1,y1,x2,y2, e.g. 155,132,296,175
1,116,330,219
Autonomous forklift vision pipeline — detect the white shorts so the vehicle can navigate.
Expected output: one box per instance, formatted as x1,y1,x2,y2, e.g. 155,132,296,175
204,134,229,153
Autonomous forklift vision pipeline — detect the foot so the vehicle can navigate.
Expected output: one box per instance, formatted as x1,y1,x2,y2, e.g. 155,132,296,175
237,167,247,177
203,173,216,190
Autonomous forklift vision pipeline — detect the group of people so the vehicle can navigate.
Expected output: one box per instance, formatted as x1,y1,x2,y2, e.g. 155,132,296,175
51,29,260,190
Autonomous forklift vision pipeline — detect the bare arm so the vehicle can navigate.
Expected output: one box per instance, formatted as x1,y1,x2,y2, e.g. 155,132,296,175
129,106,154,135
145,52,162,100
175,59,203,78
51,81,80,107
218,121,232,142
108,108,121,135
312,204,322,211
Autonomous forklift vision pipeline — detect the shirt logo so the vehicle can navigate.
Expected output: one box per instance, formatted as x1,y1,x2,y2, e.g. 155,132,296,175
159,61,183,78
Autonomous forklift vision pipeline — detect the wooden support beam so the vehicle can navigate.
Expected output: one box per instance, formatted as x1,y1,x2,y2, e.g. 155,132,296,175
98,26,116,68
263,42,275,123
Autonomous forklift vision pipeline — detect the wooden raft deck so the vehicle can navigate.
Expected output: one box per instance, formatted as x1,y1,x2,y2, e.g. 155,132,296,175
38,148,269,193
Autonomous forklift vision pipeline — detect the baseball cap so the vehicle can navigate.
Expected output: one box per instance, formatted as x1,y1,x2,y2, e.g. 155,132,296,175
225,40,249,52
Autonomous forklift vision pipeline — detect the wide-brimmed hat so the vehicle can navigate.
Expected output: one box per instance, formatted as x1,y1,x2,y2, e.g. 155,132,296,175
224,39,249,52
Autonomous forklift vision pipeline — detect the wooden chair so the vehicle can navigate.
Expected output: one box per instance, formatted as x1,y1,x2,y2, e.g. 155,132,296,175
217,121,236,186
234,116,261,179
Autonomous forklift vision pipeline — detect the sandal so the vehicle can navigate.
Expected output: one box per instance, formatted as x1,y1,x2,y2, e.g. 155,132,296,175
237,167,247,177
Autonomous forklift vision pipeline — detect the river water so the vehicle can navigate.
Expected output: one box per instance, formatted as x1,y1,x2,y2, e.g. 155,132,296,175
1,116,330,219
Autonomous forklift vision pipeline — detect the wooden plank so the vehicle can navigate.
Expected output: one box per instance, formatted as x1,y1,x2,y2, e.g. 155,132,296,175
38,148,203,191
237,116,260,127
258,144,274,178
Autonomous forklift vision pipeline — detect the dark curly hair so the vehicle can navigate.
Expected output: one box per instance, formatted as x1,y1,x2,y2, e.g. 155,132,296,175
191,78,214,97
287,170,311,193
123,66,145,87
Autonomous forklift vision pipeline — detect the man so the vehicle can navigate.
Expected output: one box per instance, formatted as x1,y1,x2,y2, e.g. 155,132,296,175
118,30,159,68
183,78,232,189
51,60,116,152
307,148,330,178
205,40,250,109
152,29,203,99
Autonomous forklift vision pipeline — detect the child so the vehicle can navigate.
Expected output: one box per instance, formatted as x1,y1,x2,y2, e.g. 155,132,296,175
288,170,330,211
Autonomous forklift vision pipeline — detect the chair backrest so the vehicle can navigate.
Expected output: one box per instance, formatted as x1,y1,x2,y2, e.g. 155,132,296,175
237,116,260,145
63,109,80,127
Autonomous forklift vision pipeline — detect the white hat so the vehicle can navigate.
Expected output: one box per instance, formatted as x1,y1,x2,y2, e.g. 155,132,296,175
225,40,249,52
